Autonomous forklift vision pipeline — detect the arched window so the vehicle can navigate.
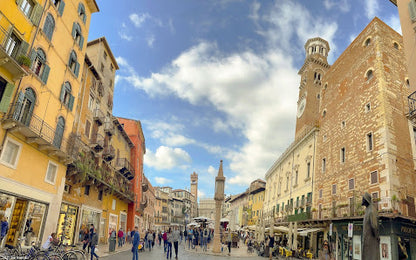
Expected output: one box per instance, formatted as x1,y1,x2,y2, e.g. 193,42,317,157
52,0,65,16
72,22,84,49
53,116,65,148
393,42,399,50
13,87,36,126
60,81,74,110
366,69,373,81
78,3,86,24
364,37,371,47
30,48,50,84
68,50,80,77
43,13,55,41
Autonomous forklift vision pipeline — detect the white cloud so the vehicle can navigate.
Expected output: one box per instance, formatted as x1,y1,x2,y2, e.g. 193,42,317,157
386,15,402,34
154,177,172,185
364,0,379,20
146,34,155,48
118,2,338,187
168,18,175,34
323,0,350,12
129,13,150,27
119,31,132,41
198,189,206,199
249,1,261,22
207,166,216,176
144,146,192,170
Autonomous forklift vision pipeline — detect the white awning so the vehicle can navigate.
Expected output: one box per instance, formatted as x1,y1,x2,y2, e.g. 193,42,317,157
298,228,323,237
274,226,289,233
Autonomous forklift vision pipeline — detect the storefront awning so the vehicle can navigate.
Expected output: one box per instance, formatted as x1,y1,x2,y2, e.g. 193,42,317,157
274,226,290,233
298,228,323,236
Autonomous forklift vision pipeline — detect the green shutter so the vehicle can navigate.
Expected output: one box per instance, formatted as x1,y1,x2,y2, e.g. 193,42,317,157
68,94,74,111
59,83,65,102
79,35,84,50
41,64,50,84
29,49,37,66
74,61,80,77
15,0,23,6
0,83,15,113
82,14,86,24
409,1,416,22
13,91,24,120
17,41,29,57
71,22,76,38
57,0,65,16
30,3,43,26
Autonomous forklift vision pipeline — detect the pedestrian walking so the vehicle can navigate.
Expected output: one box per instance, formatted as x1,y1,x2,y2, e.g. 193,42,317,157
127,229,131,244
132,226,140,260
163,230,168,252
187,229,193,249
226,228,232,256
318,240,333,260
166,228,172,259
147,230,153,251
90,228,99,260
268,234,274,260
202,227,208,251
183,229,188,248
118,228,124,247
172,227,180,259
81,227,89,252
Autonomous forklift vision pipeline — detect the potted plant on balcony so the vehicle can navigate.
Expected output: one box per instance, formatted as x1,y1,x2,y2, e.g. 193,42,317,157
16,55,32,71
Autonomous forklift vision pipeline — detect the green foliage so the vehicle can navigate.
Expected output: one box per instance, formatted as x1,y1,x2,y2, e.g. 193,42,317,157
17,55,31,67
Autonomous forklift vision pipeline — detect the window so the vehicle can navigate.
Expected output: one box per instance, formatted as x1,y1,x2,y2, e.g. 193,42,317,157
13,88,36,126
60,82,74,110
5,32,22,58
370,171,378,184
332,184,336,194
68,50,80,77
98,190,103,201
367,132,373,151
52,0,65,16
322,158,326,173
340,147,346,163
349,179,355,190
43,14,55,41
110,64,114,72
52,116,65,148
72,22,84,49
411,0,416,22
364,37,371,46
365,103,371,112
322,109,327,117
18,0,34,16
0,80,15,113
294,170,298,185
319,189,323,198
84,185,90,195
406,78,410,88
286,176,289,191
366,69,373,80
64,184,71,194
112,199,116,210
341,121,346,128
45,161,58,184
88,94,94,111
0,137,22,168
103,51,107,60
78,3,87,23
85,120,91,138
31,48,50,84
393,42,399,50
306,162,310,178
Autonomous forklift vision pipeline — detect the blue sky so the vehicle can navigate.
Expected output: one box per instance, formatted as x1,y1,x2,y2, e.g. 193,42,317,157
87,0,400,200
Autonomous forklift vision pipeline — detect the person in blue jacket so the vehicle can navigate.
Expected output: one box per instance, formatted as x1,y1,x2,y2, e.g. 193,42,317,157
0,215,9,243
132,226,140,260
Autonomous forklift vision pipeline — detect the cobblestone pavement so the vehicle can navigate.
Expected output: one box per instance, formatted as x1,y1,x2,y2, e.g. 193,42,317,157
100,240,264,260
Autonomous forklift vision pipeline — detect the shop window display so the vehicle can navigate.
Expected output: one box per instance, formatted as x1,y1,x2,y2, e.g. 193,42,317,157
80,208,100,241
57,204,78,245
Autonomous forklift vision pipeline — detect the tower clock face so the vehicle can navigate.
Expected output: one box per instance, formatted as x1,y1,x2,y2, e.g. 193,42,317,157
297,98,306,118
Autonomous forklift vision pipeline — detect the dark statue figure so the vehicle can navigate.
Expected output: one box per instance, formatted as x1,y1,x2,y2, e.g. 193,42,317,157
361,192,380,260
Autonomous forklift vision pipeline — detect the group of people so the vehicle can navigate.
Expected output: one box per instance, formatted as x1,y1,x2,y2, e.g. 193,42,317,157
80,224,99,260
185,226,212,252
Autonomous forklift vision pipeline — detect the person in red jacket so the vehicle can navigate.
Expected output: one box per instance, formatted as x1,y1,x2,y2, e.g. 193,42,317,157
118,228,124,247
162,230,168,252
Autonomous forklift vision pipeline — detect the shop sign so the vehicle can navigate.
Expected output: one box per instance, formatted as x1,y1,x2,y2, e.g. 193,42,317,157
329,223,332,236
348,223,353,238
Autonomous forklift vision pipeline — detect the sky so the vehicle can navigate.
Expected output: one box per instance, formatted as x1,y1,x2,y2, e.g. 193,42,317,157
87,0,401,200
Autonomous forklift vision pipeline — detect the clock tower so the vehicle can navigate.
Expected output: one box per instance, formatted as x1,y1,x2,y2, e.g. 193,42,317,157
295,37,330,139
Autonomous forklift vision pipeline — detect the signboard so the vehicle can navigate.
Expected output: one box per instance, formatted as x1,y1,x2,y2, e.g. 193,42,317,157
329,223,333,236
348,223,353,238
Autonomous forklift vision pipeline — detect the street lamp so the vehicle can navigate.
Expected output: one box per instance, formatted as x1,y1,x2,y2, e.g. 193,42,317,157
213,160,225,253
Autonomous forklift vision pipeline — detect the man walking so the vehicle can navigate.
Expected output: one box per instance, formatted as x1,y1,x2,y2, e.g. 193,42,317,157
172,227,180,259
132,226,140,260
90,228,99,260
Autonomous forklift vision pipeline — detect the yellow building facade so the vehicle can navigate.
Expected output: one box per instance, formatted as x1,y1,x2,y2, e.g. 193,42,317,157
247,180,265,226
0,0,98,248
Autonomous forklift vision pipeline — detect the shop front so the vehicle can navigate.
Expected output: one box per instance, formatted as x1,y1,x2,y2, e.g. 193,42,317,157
0,192,48,248
56,203,78,245
79,206,101,243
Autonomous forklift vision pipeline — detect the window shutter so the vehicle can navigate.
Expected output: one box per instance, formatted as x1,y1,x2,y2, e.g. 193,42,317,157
17,41,29,57
68,94,74,111
57,0,65,16
59,83,65,103
0,83,15,113
79,35,84,50
74,61,80,77
30,3,43,26
41,64,50,84
29,49,37,68
71,22,76,39
15,0,23,6
82,14,86,24
13,92,25,120
409,1,416,22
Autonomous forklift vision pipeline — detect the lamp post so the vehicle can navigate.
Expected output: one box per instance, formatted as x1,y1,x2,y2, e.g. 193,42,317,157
212,160,225,253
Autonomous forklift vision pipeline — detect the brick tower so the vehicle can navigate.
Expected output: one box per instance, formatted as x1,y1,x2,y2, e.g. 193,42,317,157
295,37,330,139
190,172,198,217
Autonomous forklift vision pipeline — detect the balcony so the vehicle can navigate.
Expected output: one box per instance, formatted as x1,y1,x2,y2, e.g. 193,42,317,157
102,144,115,161
408,91,416,120
90,132,104,152
0,11,29,81
104,120,115,136
287,211,311,222
2,104,72,163
93,108,104,126
116,158,135,180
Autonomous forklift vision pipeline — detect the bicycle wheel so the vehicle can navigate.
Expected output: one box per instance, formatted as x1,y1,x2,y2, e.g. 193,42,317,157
46,253,63,260
62,252,77,260
33,252,49,260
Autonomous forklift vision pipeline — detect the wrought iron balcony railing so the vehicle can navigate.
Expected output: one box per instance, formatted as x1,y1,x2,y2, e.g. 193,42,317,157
102,144,115,161
116,158,135,180
104,120,115,136
93,108,104,126
90,132,104,152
